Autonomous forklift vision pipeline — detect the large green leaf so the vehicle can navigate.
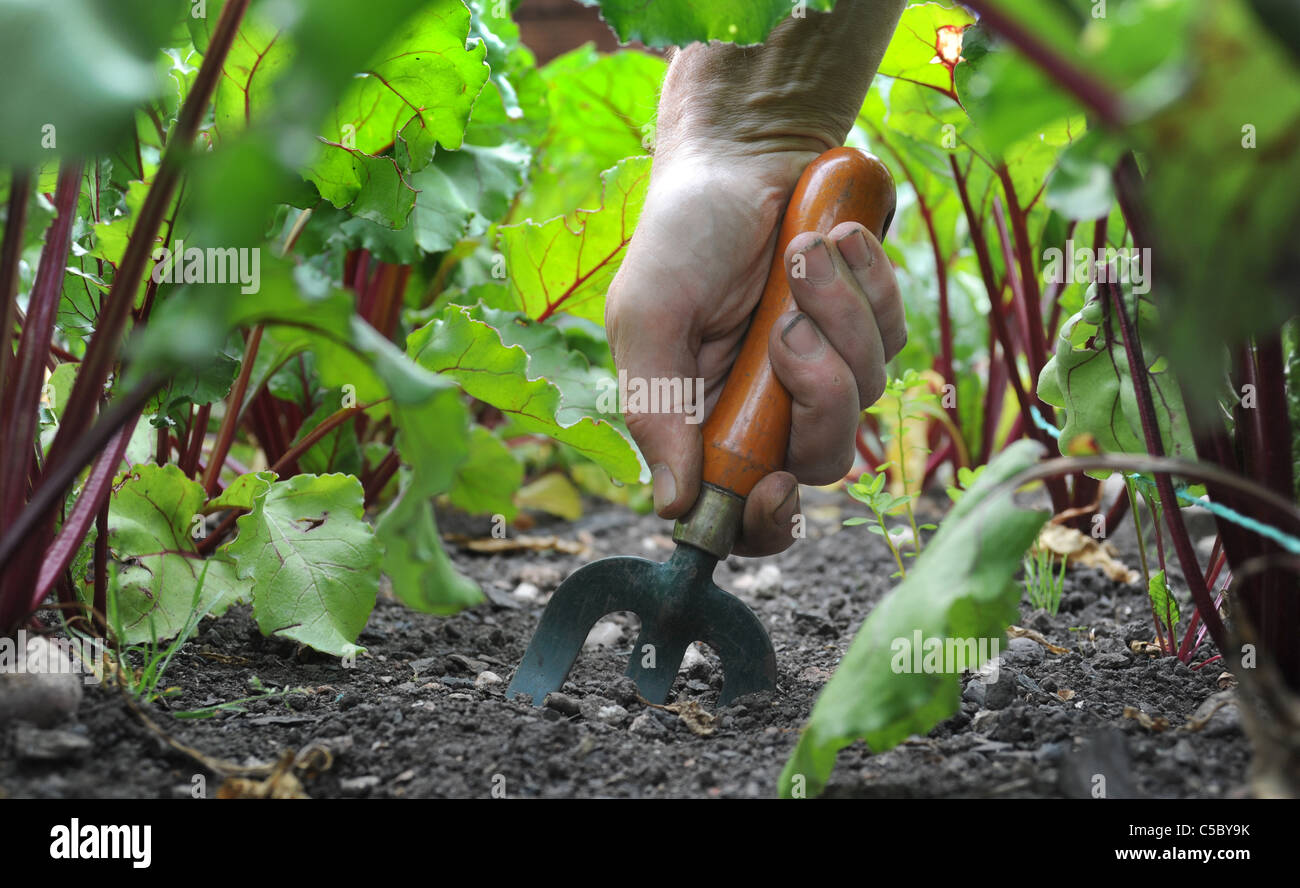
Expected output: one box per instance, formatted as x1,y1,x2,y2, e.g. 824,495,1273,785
225,473,380,657
107,464,242,643
500,155,650,324
307,1,490,218
581,0,835,47
512,47,662,223
408,303,641,482
780,441,1049,798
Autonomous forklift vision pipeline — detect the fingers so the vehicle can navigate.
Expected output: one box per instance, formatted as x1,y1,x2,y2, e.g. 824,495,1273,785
828,222,906,360
762,222,904,486
732,471,802,557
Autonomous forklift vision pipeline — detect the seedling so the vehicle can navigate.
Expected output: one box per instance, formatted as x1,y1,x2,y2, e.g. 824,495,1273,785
1023,546,1068,615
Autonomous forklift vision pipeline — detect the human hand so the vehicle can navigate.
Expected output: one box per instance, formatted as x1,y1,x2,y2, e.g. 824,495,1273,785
606,148,906,556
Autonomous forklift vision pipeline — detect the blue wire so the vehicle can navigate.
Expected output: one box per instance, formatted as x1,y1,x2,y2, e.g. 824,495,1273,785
1027,406,1300,555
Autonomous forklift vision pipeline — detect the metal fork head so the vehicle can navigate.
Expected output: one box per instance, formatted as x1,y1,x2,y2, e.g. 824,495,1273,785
505,544,776,706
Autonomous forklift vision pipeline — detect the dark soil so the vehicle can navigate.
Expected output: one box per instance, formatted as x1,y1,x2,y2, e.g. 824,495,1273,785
1,489,1250,798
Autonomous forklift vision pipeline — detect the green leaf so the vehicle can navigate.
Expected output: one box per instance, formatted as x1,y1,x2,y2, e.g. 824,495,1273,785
515,472,583,521
500,155,650,323
1148,569,1180,633
511,46,662,222
843,516,871,527
582,0,835,47
781,440,1049,798
307,0,490,216
108,464,242,643
408,303,641,483
376,469,483,615
205,471,277,513
446,426,522,519
225,473,380,657
1037,288,1195,475
876,3,973,98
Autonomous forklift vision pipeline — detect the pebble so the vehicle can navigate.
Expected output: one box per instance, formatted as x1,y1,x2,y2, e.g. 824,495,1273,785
543,692,580,717
984,672,1018,710
962,680,986,707
13,724,92,761
1002,636,1045,665
1093,652,1132,669
733,564,783,599
629,712,666,737
0,636,84,727
339,775,382,796
474,671,503,690
511,581,541,604
594,704,629,726
583,621,622,650
680,643,709,676
606,676,641,706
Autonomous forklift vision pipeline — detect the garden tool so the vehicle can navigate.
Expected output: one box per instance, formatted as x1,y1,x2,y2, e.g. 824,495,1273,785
506,147,896,707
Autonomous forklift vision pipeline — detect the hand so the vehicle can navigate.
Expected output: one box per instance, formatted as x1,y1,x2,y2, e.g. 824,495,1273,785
606,149,906,556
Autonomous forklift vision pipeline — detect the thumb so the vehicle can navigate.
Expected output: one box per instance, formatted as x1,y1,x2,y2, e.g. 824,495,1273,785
606,288,703,520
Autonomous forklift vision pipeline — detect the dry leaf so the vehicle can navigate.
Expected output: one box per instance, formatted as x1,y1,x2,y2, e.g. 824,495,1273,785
1006,624,1069,655
217,751,308,799
1057,688,1076,701
1129,640,1162,657
1123,705,1171,732
1036,524,1140,585
1217,671,1237,690
448,532,593,558
664,700,716,737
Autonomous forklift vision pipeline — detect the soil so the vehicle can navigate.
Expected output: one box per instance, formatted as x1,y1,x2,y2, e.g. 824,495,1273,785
1,488,1251,799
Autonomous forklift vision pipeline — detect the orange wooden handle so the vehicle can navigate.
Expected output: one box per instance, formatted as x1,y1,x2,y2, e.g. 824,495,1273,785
700,147,896,498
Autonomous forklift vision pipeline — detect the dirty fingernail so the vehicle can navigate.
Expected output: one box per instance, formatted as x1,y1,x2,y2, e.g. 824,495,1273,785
781,313,825,359
798,239,835,284
651,463,677,513
835,228,873,269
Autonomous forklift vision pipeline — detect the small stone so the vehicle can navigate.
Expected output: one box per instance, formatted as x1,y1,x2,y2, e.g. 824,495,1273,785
733,564,782,599
1094,652,1132,669
0,636,84,727
595,704,629,726
798,665,832,685
339,775,382,797
474,671,503,690
1003,636,1045,665
962,679,986,707
1040,676,1058,693
629,712,666,737
447,654,487,674
511,581,541,604
1028,609,1055,633
583,620,622,650
579,694,616,721
1172,739,1197,765
13,724,92,761
984,672,1018,710
680,643,709,676
543,692,580,716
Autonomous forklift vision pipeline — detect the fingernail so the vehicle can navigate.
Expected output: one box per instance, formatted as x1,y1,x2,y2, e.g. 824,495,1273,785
835,228,873,269
651,463,677,513
781,313,825,359
798,238,835,284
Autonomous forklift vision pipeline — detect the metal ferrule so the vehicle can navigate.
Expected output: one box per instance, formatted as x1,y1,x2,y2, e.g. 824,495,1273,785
673,483,744,561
